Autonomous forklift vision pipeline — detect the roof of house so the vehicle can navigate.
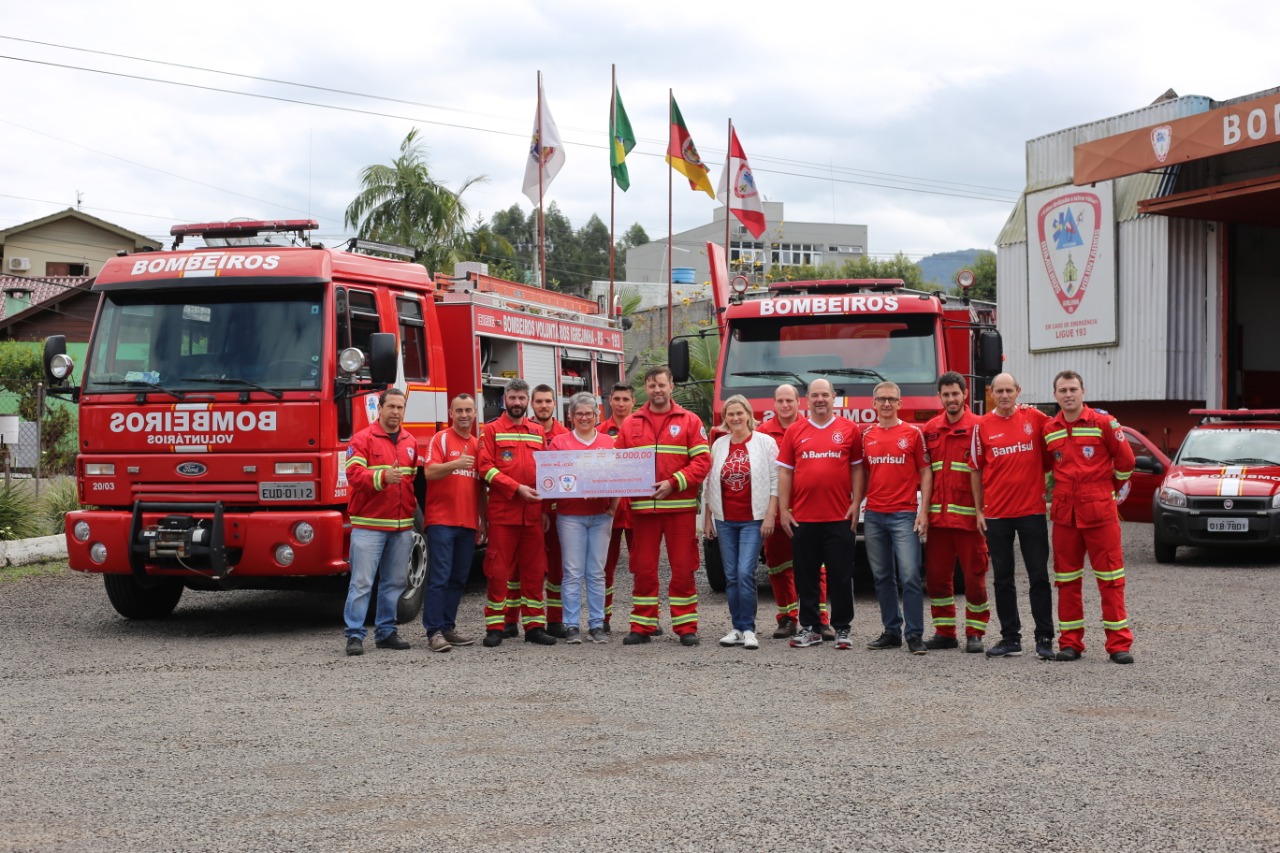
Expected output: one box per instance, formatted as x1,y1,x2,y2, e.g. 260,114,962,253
0,274,93,325
0,208,161,250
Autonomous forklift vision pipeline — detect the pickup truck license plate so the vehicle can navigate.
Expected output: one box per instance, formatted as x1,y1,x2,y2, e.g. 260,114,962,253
259,482,315,501
1207,518,1248,533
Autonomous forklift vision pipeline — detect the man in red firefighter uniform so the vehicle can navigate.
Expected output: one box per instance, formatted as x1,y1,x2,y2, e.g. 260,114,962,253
531,384,571,639
1042,370,1136,664
615,366,710,646
600,383,636,633
921,372,990,654
757,383,832,639
478,379,555,647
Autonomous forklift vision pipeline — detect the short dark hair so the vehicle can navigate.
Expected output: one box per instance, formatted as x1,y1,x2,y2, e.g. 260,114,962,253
1053,370,1084,391
506,378,530,395
937,371,967,393
611,383,634,396
645,365,673,384
378,387,406,406
532,384,555,398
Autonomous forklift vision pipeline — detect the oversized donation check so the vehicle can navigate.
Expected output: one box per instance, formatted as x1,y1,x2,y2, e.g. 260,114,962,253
535,448,656,499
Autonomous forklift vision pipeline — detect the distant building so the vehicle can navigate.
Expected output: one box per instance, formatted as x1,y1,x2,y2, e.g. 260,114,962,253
624,202,866,290
0,208,160,280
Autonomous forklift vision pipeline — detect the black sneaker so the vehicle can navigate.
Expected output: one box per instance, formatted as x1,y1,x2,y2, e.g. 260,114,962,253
375,633,410,650
345,637,364,656
1109,651,1135,665
564,627,582,645
965,636,985,654
502,624,519,638
866,632,902,650
602,621,612,635
679,633,700,647
546,622,569,639
1035,639,1055,660
482,630,504,647
622,631,651,645
653,626,665,637
524,627,556,646
924,635,959,650
906,635,927,655
986,638,1023,657
1056,647,1082,661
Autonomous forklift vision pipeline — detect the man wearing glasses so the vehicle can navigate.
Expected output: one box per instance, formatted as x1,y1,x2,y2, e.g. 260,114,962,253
861,382,931,655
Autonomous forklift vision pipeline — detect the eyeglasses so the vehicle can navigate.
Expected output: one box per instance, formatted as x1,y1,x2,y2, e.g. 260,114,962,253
874,397,900,404
572,412,597,420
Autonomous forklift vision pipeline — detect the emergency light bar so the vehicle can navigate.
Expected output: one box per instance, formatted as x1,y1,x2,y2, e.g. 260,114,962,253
169,219,319,248
346,238,416,260
1191,408,1280,423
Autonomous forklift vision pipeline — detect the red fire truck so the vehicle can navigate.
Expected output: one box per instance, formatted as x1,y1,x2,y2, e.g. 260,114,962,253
43,219,624,621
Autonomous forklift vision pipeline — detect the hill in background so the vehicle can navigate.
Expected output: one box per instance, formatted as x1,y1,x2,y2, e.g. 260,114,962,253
918,249,984,288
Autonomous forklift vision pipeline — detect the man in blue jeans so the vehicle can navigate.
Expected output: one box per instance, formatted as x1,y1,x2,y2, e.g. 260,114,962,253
421,394,486,652
861,382,932,655
342,388,419,656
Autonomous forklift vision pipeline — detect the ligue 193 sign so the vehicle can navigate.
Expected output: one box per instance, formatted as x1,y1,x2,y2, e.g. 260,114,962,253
1026,182,1117,351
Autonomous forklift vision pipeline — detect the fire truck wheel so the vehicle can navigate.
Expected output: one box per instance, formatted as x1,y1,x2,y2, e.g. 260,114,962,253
102,574,184,620
396,514,428,624
702,536,727,593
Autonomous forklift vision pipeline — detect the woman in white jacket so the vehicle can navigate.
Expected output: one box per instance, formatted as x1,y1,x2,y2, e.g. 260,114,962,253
702,395,779,650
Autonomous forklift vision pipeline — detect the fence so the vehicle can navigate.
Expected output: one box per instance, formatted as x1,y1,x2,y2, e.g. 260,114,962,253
0,377,78,494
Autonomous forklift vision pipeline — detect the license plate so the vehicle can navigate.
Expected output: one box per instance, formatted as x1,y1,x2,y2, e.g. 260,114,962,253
1207,518,1248,533
259,481,315,501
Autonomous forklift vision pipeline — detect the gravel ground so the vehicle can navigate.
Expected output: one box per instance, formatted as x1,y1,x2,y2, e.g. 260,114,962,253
1,523,1277,852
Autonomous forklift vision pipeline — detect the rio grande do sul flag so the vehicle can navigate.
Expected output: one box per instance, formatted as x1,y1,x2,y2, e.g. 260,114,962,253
717,126,765,238
523,77,565,204
665,94,715,198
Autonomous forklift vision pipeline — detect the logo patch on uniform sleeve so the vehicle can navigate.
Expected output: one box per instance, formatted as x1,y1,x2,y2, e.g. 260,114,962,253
502,450,514,461
346,445,355,458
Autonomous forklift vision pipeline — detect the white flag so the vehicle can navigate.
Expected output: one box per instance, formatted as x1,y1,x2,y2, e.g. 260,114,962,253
522,79,565,204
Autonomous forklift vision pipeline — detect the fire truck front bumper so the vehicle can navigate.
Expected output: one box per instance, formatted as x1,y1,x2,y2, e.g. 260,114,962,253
64,504,350,581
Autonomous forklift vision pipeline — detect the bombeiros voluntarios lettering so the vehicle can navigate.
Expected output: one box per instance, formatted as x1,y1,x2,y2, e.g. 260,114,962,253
109,410,277,434
759,295,899,316
130,254,281,275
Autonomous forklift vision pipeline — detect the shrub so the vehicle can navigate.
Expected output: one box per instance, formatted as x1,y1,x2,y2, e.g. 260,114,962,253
41,477,85,537
0,482,47,540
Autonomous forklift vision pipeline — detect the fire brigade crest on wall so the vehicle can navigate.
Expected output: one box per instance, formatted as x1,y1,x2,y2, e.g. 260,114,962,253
1036,192,1102,315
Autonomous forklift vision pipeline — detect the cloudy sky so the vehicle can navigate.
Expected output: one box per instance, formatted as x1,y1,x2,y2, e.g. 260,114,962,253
3,1,1278,262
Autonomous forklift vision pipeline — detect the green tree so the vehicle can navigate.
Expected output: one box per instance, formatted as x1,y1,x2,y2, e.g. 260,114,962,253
768,253,930,289
574,214,611,292
344,128,484,274
0,343,76,474
965,250,997,301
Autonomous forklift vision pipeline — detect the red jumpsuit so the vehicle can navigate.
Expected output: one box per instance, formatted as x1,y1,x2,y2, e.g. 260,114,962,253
478,412,548,632
600,419,631,627
1043,405,1136,655
614,401,710,636
758,416,829,627
922,410,990,639
540,419,570,628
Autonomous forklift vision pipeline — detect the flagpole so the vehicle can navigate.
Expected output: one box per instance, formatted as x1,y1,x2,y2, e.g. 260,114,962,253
724,118,732,281
537,71,546,289
609,65,617,321
667,89,674,343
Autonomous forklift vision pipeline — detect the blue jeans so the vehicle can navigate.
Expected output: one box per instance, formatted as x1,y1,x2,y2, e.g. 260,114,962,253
344,527,413,641
557,513,612,630
714,519,762,632
422,524,477,635
864,510,924,639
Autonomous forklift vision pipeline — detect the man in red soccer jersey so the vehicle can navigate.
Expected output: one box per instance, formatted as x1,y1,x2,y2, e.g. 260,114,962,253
971,372,1055,660
421,394,486,653
862,381,931,655
777,379,864,649
758,383,832,639
921,372,989,654
599,383,635,633
1042,370,1136,664
531,384,571,639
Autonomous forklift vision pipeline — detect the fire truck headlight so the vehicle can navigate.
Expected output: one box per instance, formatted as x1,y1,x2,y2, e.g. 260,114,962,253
85,463,115,476
89,543,108,564
338,347,366,375
275,462,314,475
73,521,91,542
292,522,315,544
274,544,295,566
50,353,75,380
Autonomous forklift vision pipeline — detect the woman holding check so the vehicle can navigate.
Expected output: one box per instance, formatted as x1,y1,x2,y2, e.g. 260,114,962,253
702,395,779,650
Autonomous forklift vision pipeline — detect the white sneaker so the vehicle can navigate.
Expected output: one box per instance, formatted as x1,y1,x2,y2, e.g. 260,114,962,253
742,630,759,650
719,629,744,647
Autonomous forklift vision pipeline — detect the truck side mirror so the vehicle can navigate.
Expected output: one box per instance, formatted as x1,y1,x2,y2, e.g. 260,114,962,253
669,338,690,383
977,329,1003,379
369,333,398,385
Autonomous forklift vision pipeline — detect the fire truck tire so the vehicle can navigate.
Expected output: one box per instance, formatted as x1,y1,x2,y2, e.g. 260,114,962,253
702,536,727,593
102,574,184,620
395,512,428,624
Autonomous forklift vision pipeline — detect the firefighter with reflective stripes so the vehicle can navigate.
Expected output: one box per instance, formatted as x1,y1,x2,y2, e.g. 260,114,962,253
531,384,571,639
920,372,990,653
614,366,711,646
1042,370,1135,664
341,388,419,656
477,379,555,647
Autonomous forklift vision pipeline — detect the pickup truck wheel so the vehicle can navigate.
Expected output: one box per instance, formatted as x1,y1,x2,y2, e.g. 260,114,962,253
1153,530,1177,564
703,536,727,593
396,513,428,624
102,574,184,619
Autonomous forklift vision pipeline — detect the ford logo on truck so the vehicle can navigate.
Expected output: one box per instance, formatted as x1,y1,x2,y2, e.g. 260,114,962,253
177,462,207,477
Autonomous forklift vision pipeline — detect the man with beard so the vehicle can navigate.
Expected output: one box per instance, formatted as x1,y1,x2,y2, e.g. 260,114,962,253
531,384,571,639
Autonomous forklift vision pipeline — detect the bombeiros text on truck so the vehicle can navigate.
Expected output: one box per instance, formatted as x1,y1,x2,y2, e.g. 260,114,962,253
44,219,624,621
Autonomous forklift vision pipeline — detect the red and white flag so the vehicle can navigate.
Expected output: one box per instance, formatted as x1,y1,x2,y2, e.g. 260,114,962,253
717,127,765,238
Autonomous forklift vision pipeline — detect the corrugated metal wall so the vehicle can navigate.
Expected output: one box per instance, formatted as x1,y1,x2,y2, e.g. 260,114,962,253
1165,217,1211,401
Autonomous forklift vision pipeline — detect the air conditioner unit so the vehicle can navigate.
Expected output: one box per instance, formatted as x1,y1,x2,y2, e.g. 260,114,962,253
7,257,32,272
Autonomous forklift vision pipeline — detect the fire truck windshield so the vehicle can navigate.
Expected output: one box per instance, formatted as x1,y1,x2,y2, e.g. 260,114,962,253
722,314,939,395
84,288,324,393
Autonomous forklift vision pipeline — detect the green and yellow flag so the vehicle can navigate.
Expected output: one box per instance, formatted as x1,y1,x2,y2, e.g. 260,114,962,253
611,84,636,192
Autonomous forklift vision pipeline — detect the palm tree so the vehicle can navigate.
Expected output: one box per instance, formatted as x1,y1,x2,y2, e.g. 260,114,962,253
344,128,484,274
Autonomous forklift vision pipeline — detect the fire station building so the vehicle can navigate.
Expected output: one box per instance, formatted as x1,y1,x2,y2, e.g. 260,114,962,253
997,86,1280,454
